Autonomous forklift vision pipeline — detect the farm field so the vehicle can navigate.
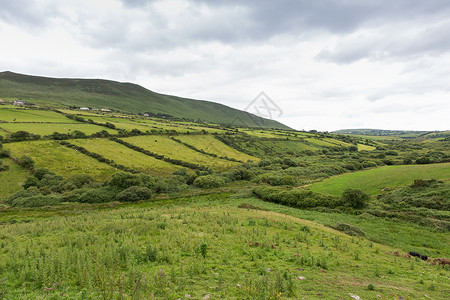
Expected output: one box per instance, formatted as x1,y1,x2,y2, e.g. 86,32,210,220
123,135,240,171
176,135,259,162
0,194,448,299
0,122,118,136
0,108,77,123
4,140,117,181
357,144,376,151
309,163,450,196
0,158,30,200
70,138,182,175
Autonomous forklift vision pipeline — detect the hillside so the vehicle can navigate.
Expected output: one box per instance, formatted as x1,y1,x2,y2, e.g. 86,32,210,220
0,71,289,129
334,128,450,139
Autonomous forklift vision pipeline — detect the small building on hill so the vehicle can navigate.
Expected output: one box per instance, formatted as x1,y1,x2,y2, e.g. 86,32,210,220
101,108,111,112
79,107,90,111
13,100,27,106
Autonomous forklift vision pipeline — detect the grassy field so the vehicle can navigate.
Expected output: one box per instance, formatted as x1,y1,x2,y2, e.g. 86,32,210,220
5,141,117,180
71,138,182,175
357,144,376,151
124,136,240,171
309,163,450,196
0,108,77,123
0,193,448,299
0,158,31,201
0,123,118,135
176,135,259,162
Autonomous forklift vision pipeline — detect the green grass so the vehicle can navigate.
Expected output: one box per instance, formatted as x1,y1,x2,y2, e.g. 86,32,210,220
0,158,31,200
176,135,259,162
0,107,77,123
357,144,376,151
71,138,182,175
309,163,450,196
0,194,448,299
124,136,240,171
5,141,117,180
0,122,118,135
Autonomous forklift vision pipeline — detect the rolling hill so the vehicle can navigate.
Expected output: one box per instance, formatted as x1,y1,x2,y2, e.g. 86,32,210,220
0,71,289,129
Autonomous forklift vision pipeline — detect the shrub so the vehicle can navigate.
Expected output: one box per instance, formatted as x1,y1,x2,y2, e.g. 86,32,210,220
193,175,226,189
0,149,11,158
333,223,366,237
116,186,152,202
416,157,431,164
33,168,55,180
18,155,34,169
78,187,120,203
11,195,61,207
109,172,142,189
342,189,370,209
362,161,377,168
0,161,9,172
23,176,39,189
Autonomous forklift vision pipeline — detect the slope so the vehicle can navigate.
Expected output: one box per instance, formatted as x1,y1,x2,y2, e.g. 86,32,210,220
0,71,289,129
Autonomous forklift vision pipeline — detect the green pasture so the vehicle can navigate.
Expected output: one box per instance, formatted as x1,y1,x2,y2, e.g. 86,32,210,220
0,107,77,123
71,138,182,175
305,138,340,148
357,144,376,151
5,141,116,180
0,158,30,200
0,122,118,136
124,136,240,171
309,163,450,196
176,135,259,162
0,194,448,299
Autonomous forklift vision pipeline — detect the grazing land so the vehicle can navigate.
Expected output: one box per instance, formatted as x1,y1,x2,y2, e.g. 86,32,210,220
0,100,449,299
310,163,450,196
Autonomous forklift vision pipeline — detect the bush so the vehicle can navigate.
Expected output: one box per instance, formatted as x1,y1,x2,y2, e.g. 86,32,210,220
33,168,55,180
11,195,61,207
0,161,9,172
193,175,226,189
23,176,39,189
0,149,10,158
109,172,142,189
116,186,152,202
333,223,366,237
253,185,342,209
362,161,377,168
78,187,120,203
342,189,370,209
18,155,34,169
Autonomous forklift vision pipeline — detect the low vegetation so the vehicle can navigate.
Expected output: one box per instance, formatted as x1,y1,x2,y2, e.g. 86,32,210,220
0,105,449,299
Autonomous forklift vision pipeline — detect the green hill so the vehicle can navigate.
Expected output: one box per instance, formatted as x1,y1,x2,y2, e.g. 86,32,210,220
0,71,289,129
334,128,450,139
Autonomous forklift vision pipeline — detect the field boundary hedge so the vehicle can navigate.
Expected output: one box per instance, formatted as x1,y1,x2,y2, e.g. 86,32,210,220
170,137,243,163
59,141,140,173
110,137,212,172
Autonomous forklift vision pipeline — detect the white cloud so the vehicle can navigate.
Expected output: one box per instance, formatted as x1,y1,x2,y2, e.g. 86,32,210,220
0,0,449,131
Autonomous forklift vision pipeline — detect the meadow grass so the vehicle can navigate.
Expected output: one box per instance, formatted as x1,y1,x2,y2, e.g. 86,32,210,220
0,122,118,135
71,138,182,175
0,158,31,200
357,144,376,151
0,193,448,299
5,141,117,180
124,136,240,171
176,135,259,162
0,108,77,123
309,163,450,196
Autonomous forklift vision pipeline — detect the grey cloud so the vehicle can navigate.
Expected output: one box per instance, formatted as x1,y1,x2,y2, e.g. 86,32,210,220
0,0,56,28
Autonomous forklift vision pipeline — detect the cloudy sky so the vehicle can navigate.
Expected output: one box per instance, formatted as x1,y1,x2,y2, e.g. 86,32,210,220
1,0,449,131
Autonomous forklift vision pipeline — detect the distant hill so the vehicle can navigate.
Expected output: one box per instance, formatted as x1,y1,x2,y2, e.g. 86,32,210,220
334,128,450,139
0,71,290,129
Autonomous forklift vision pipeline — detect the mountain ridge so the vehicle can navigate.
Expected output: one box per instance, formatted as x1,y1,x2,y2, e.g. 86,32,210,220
0,71,290,129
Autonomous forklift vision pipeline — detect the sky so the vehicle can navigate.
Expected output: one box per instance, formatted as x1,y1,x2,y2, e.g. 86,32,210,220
0,0,449,131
